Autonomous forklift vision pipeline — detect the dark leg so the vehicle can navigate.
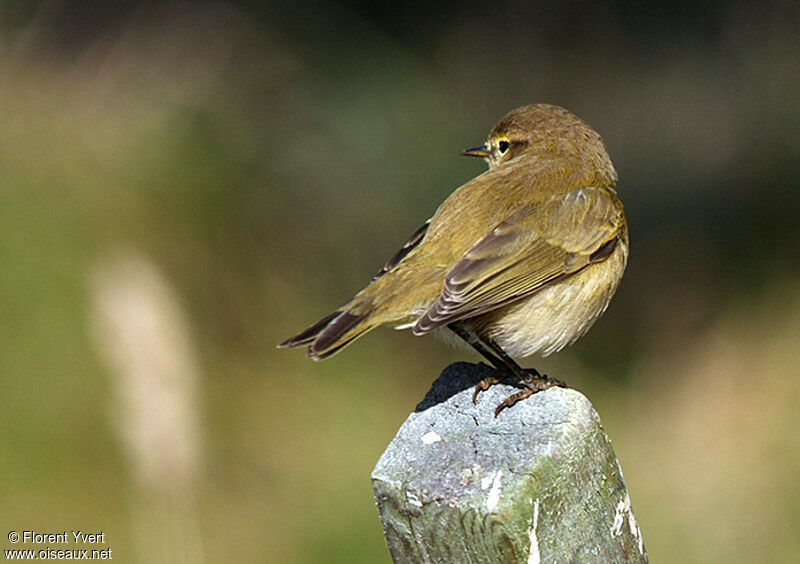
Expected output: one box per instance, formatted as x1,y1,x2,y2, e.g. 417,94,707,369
448,322,566,416
481,336,536,379
447,322,521,375
447,323,515,402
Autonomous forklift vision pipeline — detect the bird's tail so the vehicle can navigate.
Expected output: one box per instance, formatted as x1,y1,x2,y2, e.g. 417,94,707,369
278,295,382,360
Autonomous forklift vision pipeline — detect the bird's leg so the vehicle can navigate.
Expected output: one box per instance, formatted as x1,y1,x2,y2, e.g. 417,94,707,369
448,322,566,416
447,323,515,395
480,335,531,379
447,323,522,402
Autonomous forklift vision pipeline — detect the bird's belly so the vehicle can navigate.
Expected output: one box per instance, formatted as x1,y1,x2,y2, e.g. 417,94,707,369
479,247,627,358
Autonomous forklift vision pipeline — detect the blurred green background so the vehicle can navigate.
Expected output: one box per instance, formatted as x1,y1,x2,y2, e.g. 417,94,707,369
1,1,799,562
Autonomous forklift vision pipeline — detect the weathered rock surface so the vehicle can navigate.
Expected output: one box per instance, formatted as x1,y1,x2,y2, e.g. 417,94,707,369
372,362,647,563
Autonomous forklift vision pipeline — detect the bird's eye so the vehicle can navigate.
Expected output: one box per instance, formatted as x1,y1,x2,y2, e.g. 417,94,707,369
498,140,510,154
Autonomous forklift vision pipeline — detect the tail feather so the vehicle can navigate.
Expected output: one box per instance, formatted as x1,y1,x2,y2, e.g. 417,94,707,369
309,311,368,359
278,311,341,348
279,307,376,360
309,312,374,359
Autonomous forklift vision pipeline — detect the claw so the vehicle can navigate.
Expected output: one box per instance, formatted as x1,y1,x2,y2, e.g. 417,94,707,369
472,375,505,404
494,388,534,417
493,373,567,417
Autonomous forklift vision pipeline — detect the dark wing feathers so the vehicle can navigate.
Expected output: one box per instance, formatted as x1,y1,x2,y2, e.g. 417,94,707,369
413,186,623,334
280,219,430,356
373,219,430,280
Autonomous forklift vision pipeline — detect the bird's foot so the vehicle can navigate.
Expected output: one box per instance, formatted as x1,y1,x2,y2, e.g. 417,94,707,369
472,368,544,405
492,370,566,417
472,374,506,404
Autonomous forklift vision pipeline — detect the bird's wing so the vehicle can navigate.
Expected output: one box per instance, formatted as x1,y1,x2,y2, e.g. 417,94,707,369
372,219,430,280
413,185,624,334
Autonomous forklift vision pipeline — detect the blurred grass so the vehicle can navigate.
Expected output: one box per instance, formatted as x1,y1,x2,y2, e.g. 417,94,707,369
1,1,799,562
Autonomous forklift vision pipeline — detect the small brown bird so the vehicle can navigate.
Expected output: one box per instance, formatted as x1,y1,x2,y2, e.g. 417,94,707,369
280,104,628,415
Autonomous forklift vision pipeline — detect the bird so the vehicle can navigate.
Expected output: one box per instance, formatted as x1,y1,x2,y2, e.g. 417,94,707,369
279,104,628,416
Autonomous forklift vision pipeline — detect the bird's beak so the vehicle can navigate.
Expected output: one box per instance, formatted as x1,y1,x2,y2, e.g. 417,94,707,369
461,144,491,158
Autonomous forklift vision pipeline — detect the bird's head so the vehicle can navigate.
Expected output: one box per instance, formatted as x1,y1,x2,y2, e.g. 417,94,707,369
462,104,615,182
